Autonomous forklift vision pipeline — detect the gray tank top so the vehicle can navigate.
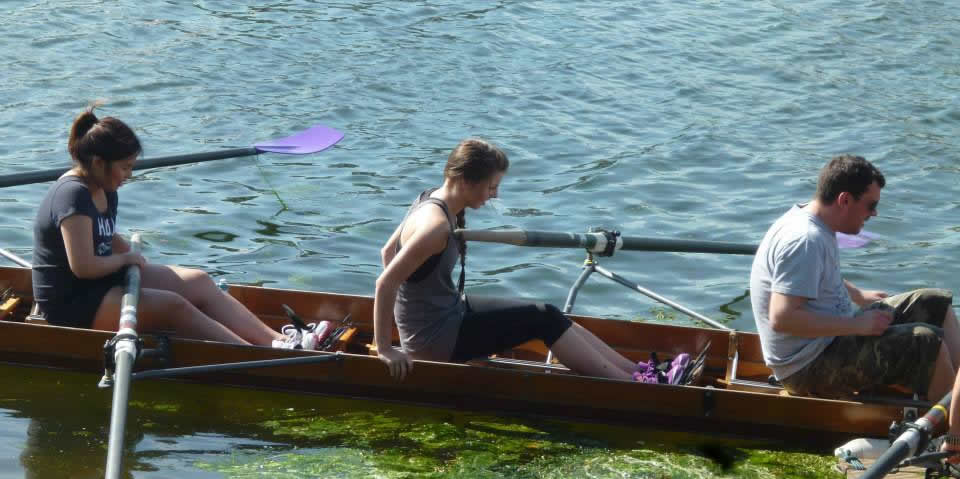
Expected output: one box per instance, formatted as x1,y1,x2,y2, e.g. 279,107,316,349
393,191,466,361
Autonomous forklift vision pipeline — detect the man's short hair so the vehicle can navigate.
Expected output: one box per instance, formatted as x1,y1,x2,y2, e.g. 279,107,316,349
815,154,886,204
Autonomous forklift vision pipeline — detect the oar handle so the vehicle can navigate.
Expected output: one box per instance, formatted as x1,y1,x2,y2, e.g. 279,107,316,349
456,229,757,255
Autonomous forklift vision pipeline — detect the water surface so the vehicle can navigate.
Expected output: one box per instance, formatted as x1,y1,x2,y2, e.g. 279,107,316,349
2,1,958,476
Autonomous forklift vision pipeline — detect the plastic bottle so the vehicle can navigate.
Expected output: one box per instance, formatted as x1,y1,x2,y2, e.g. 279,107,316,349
834,437,889,461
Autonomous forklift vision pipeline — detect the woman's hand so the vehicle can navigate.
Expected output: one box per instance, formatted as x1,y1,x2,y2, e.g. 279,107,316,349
378,347,414,381
123,251,148,268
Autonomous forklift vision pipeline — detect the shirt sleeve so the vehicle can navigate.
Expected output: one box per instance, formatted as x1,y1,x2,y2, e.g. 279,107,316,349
50,181,97,228
770,235,823,300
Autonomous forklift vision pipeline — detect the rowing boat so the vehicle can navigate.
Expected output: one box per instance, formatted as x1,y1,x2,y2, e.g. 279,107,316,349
0,264,923,450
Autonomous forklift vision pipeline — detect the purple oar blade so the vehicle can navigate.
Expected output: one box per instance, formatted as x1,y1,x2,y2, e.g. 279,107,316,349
254,124,344,155
837,230,875,249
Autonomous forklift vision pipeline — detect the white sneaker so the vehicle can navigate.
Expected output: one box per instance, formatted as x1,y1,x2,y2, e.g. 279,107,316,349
272,324,324,350
301,324,319,350
272,325,304,349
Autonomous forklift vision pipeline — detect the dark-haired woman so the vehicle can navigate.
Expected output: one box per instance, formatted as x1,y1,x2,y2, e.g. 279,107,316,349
373,138,639,380
32,107,305,347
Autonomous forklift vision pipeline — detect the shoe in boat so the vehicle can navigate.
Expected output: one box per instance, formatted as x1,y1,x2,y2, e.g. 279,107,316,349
272,324,304,349
271,324,323,350
632,359,661,383
666,353,691,385
278,304,323,350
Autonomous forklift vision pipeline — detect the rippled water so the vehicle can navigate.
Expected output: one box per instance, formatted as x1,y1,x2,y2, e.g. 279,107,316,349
2,0,959,476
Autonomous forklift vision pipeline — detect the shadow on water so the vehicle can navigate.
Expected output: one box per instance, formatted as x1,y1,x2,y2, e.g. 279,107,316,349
0,364,842,478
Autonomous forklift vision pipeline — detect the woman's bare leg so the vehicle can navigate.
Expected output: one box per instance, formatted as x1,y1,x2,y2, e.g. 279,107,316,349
90,286,248,344
139,264,281,345
567,322,637,375
549,328,633,380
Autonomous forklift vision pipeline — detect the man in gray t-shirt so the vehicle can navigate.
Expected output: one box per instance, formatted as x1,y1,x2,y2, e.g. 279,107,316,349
750,154,960,400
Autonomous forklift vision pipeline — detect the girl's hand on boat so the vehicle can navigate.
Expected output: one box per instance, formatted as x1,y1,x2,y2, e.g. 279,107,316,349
858,309,893,336
379,348,413,381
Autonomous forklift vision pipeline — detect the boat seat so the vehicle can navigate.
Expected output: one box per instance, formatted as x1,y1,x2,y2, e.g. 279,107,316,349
470,356,571,372
22,302,45,324
364,343,571,372
24,316,48,325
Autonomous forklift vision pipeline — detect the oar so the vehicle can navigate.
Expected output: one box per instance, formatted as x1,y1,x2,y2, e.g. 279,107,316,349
456,229,875,255
860,392,951,479
456,229,758,255
0,124,344,188
102,234,143,479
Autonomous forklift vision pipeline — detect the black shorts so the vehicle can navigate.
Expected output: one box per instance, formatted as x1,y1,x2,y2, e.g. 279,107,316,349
449,296,573,363
42,270,126,328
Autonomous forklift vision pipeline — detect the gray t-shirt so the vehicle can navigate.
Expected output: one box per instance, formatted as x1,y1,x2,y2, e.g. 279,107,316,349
750,204,853,380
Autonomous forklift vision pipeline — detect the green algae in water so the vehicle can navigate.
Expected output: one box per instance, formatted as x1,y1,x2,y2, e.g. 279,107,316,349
3,364,842,478
196,408,844,478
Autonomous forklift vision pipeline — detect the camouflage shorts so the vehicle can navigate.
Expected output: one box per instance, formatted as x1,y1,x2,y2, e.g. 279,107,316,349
780,288,953,399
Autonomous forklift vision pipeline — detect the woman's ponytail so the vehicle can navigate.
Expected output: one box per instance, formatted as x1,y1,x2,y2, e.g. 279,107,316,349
66,103,141,170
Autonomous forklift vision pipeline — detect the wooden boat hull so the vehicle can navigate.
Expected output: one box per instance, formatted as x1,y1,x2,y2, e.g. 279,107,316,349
0,266,913,449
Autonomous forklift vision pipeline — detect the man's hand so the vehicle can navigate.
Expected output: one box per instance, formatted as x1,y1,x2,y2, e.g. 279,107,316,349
858,309,893,336
860,290,889,304
378,347,414,381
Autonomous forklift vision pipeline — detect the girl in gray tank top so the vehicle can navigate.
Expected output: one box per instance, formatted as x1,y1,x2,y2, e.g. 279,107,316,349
373,139,644,383
393,190,466,361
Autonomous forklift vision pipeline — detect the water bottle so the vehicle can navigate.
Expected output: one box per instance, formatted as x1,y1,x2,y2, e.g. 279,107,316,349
834,437,888,461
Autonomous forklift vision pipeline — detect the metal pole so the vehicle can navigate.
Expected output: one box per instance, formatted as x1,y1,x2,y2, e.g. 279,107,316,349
0,248,31,268
548,261,597,365
130,353,342,381
592,265,732,330
104,234,143,479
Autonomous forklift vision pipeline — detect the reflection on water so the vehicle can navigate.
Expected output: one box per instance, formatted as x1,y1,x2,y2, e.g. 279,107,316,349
0,364,841,478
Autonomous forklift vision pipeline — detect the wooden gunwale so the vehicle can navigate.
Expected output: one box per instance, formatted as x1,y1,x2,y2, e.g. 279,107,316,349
0,266,912,449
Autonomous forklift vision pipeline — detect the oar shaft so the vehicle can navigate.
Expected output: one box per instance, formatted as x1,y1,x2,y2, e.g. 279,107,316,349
104,346,135,479
104,234,143,479
0,147,257,188
457,229,757,255
131,354,341,381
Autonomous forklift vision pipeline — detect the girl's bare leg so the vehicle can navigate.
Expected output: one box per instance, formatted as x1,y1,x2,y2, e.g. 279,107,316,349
139,264,282,345
91,286,247,344
549,328,633,380
567,322,637,375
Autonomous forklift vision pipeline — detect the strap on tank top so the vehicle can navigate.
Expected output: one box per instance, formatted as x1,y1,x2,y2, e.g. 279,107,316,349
397,192,457,282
